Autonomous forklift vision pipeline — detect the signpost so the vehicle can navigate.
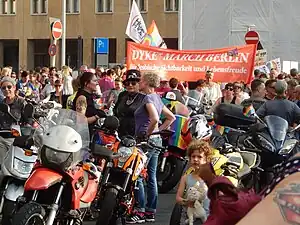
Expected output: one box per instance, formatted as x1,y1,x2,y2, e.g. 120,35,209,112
48,44,57,57
245,30,260,45
51,21,63,40
49,19,63,67
94,38,109,68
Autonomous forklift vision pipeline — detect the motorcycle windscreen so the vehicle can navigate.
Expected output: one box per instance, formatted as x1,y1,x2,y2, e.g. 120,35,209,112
265,115,288,150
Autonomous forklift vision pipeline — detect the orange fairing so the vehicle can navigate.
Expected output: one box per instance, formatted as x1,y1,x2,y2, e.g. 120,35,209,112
24,168,63,191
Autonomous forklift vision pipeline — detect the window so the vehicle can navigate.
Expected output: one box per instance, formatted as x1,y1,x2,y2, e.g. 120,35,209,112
96,0,113,13
129,0,147,12
0,0,16,15
66,0,80,14
165,0,178,12
31,0,48,15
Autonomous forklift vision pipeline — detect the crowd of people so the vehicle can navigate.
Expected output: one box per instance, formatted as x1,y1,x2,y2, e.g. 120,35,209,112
1,63,300,224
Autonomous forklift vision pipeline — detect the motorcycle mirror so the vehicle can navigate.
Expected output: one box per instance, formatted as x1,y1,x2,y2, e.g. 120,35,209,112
0,103,10,114
23,103,35,121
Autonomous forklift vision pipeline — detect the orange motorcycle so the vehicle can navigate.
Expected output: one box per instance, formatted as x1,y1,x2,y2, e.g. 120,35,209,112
93,134,148,225
12,109,101,225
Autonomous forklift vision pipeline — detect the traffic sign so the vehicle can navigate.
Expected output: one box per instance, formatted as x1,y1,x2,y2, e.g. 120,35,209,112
95,38,109,54
48,44,57,56
51,21,63,40
245,30,259,45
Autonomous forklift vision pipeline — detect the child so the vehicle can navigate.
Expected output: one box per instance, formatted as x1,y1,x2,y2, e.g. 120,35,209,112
175,139,212,224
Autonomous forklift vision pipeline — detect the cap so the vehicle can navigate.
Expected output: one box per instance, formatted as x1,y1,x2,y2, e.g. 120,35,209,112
124,69,141,81
165,91,177,101
1,76,16,86
275,80,288,94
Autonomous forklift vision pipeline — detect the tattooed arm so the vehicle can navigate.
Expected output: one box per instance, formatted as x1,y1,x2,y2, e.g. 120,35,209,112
237,170,300,225
75,95,98,124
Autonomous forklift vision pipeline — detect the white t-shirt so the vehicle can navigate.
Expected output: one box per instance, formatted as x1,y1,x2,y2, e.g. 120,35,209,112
203,83,222,104
63,75,73,95
41,84,55,99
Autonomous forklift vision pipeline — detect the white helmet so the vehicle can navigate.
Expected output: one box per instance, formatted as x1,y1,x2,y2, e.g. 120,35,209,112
42,125,82,152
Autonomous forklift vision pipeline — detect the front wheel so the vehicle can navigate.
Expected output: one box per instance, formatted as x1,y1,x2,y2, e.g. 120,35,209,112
157,155,185,193
12,202,45,225
169,203,183,225
96,188,118,225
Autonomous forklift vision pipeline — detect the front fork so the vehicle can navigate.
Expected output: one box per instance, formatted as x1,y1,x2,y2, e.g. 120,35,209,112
0,180,9,213
160,153,167,172
46,182,65,225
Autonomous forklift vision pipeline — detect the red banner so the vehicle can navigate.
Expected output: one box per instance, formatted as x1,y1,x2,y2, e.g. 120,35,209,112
126,42,256,83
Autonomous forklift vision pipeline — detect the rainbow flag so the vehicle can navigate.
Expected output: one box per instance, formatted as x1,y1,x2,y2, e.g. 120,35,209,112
213,124,231,135
141,20,167,48
243,104,256,117
169,115,188,149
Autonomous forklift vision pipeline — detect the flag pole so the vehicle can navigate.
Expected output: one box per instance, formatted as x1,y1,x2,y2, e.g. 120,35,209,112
61,0,66,67
178,0,183,50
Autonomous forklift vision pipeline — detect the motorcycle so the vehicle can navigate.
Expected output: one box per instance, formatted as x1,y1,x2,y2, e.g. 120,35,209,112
12,109,101,225
213,103,300,191
0,103,36,225
94,132,163,225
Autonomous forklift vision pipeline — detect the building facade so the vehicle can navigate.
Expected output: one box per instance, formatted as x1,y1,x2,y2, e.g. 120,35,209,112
0,0,179,71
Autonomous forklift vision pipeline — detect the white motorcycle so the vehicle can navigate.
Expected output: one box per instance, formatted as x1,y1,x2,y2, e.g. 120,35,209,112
0,103,37,225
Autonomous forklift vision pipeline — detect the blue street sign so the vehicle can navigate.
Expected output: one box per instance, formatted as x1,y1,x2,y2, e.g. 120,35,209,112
95,38,109,54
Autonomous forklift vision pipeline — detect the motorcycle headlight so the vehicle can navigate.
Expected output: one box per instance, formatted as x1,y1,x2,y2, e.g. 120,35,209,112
13,158,34,174
257,135,276,152
118,147,133,166
278,143,296,155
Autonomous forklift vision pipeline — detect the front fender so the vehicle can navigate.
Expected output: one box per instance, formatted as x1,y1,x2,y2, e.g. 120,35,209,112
5,182,24,201
24,167,63,191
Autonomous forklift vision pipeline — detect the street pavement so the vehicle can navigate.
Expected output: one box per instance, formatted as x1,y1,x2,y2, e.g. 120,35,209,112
84,192,176,225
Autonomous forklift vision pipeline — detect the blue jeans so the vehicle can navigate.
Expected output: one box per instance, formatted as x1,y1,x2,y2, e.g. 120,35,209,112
136,136,162,213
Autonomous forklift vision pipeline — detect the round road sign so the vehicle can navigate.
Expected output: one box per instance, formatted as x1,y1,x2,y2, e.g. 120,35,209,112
245,30,259,45
48,44,57,57
51,21,63,40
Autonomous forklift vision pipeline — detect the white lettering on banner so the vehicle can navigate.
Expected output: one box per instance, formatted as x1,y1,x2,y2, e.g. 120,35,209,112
131,50,250,63
131,64,248,74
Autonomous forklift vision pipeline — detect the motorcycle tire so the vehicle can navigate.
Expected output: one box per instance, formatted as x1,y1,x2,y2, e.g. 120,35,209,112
169,203,183,225
1,198,16,225
11,202,45,225
157,155,185,193
96,188,118,225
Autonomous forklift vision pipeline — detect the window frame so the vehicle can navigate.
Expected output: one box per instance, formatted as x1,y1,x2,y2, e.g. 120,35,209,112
129,0,148,13
30,0,48,16
0,0,16,15
66,0,80,15
164,0,178,13
95,0,114,14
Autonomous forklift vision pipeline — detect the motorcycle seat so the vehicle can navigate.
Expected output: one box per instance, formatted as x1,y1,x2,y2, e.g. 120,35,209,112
92,144,115,160
151,130,175,139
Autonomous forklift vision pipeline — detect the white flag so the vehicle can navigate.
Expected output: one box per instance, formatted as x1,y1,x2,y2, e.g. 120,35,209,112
126,0,147,43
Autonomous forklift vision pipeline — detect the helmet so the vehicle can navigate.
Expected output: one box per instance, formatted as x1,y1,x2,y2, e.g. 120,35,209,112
181,115,212,145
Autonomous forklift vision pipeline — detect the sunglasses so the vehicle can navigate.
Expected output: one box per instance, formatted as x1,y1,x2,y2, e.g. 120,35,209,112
1,85,13,90
124,80,138,86
234,86,241,89
225,87,233,91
